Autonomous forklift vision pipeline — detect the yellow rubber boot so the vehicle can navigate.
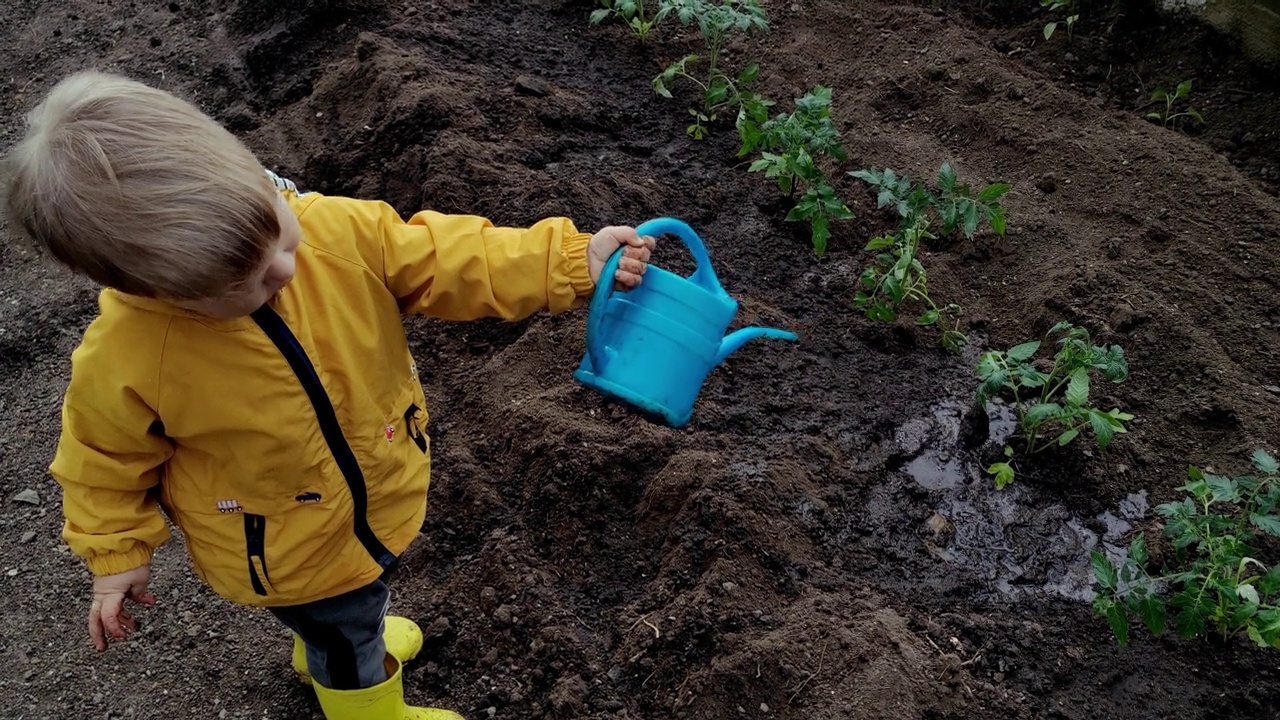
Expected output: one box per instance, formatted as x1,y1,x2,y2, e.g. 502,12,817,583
292,615,425,685
312,654,465,720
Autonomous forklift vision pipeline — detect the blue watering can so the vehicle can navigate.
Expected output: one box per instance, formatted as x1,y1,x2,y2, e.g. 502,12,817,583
573,217,799,427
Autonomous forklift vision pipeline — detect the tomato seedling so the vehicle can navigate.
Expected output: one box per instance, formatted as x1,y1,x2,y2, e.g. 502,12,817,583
854,218,967,352
590,0,672,42
976,322,1132,487
738,86,853,255
1092,450,1280,650
651,0,768,139
849,163,1010,351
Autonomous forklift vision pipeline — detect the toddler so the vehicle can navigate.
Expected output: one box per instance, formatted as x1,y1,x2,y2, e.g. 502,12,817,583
2,70,654,720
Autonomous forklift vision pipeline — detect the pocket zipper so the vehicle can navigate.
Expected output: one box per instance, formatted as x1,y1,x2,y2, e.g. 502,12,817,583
244,513,273,596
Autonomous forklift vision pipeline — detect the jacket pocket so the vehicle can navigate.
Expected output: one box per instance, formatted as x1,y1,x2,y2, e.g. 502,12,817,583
244,513,275,596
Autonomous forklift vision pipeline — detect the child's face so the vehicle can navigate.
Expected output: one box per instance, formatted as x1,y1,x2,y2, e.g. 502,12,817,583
175,195,302,319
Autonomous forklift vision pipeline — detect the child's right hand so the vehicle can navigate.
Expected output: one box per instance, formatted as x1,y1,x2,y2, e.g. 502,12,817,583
89,564,157,651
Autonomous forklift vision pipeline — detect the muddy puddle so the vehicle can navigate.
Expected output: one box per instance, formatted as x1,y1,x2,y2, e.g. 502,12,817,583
894,399,1150,603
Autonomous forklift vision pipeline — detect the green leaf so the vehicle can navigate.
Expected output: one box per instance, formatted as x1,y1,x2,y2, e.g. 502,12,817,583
810,215,830,256
1066,367,1090,407
1173,608,1205,638
1206,474,1238,502
868,302,896,322
884,274,905,304
849,169,878,184
1043,21,1057,39
785,204,810,222
937,163,957,193
1253,449,1279,475
989,206,1007,236
916,310,940,326
1251,513,1280,538
980,369,1011,398
1176,79,1192,100
1238,584,1261,606
977,182,1011,203
1138,595,1165,636
1185,108,1204,124
1017,366,1048,388
738,62,760,85
1007,341,1041,362
1091,551,1118,590
1057,428,1080,446
828,203,855,221
1023,402,1063,427
1261,566,1280,597
1248,624,1267,647
1089,410,1116,450
653,75,672,98
864,235,896,251
1107,601,1129,646
962,202,981,238
1129,534,1148,565
590,8,611,24
988,462,1015,489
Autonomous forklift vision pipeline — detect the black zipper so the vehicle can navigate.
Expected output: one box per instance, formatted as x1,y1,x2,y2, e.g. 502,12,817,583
250,305,397,571
245,513,270,596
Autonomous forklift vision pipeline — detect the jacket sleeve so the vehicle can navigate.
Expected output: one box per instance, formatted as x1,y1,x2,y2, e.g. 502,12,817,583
357,198,596,320
49,320,173,577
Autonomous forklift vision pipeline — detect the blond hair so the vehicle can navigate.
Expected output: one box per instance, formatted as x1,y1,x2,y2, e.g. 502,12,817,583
2,71,280,300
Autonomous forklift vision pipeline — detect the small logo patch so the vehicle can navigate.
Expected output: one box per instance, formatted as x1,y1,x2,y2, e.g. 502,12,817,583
216,499,243,513
295,492,322,504
385,424,396,443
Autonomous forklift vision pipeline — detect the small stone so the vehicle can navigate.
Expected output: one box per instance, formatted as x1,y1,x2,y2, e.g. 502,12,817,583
514,75,552,97
493,604,515,627
486,707,497,718
760,703,771,713
1265,385,1280,395
424,615,452,639
20,531,36,543
12,489,40,505
6,568,18,577
605,700,624,712
721,581,737,593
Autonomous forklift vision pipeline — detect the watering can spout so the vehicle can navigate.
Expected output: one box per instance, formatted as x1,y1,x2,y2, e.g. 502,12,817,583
715,326,799,366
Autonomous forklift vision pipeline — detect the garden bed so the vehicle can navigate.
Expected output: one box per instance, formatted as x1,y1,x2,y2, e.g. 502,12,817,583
2,0,1279,718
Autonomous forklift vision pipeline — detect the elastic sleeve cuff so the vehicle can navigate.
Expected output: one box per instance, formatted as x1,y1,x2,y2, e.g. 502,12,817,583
562,231,595,299
84,544,154,577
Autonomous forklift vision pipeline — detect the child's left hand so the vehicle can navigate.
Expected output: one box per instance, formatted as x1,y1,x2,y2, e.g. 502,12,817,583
587,226,656,291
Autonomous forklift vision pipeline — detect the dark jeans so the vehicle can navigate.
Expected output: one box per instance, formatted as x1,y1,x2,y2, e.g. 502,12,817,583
269,579,391,690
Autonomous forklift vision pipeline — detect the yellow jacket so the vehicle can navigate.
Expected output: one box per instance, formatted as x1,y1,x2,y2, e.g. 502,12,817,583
51,184,594,606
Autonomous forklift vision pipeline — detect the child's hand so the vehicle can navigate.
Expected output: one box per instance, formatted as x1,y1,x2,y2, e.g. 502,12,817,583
89,564,157,652
587,226,656,291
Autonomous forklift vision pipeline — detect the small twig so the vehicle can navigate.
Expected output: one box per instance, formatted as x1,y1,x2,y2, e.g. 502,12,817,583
626,614,650,634
788,639,828,704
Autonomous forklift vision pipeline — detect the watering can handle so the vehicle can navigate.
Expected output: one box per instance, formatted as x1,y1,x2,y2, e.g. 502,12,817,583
585,218,723,374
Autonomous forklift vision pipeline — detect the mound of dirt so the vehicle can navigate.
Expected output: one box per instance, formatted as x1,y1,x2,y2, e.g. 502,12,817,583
2,0,1280,719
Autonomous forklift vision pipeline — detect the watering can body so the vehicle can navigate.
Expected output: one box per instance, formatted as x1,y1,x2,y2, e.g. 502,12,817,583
573,217,798,427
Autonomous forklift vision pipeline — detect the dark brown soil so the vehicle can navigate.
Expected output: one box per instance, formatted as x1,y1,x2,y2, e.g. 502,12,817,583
3,1,1280,719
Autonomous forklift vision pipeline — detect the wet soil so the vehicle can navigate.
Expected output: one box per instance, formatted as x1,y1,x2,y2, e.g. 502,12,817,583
2,1,1280,719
